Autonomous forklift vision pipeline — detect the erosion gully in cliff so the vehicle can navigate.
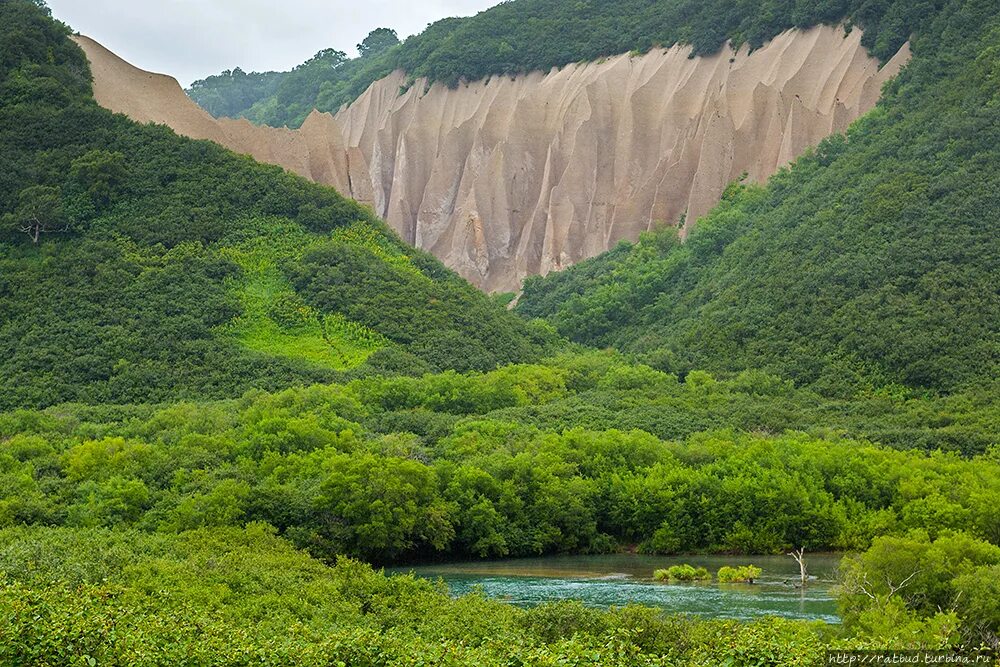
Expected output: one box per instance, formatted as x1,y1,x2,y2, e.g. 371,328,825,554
74,28,910,293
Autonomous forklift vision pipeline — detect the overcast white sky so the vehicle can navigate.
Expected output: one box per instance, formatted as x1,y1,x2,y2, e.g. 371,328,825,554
47,0,498,87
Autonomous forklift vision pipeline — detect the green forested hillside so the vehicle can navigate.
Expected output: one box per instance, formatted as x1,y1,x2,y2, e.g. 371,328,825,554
519,0,1000,396
188,0,933,128
0,0,546,410
186,66,283,119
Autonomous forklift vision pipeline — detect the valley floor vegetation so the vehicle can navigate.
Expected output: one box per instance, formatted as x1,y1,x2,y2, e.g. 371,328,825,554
0,526,844,666
1,354,999,662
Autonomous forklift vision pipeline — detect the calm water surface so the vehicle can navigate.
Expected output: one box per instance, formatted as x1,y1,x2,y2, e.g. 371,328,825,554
391,553,843,623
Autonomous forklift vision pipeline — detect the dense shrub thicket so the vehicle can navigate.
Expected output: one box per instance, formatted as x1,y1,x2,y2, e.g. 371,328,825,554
0,0,546,410
188,0,935,128
2,357,997,564
2,355,999,660
519,0,1000,396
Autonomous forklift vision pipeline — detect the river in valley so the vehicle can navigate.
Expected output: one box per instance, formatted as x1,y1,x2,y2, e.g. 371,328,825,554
391,553,844,623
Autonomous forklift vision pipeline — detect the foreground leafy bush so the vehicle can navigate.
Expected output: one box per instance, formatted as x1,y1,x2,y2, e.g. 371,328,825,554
838,531,1000,647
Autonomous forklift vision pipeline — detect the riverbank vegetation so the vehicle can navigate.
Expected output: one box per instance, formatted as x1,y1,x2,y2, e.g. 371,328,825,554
1,526,997,665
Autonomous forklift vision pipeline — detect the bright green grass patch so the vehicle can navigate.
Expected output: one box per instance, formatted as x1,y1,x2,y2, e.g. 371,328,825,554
218,225,388,370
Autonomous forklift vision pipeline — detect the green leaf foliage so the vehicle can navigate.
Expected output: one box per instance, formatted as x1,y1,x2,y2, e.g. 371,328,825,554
653,564,711,582
718,565,764,584
3,0,1000,660
0,525,837,666
1,360,998,564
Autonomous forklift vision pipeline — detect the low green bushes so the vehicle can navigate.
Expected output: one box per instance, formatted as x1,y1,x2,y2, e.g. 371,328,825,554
653,564,711,582
718,565,763,584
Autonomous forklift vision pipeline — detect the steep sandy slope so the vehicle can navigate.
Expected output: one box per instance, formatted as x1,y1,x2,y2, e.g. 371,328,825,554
74,29,908,291
73,36,372,204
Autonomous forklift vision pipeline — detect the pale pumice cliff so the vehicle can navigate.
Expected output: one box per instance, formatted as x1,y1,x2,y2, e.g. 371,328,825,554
74,28,909,292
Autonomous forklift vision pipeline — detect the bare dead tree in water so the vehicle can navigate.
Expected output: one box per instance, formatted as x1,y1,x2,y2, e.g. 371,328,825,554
788,547,807,587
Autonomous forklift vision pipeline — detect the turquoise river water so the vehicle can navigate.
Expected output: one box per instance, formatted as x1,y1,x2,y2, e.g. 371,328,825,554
391,553,843,623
